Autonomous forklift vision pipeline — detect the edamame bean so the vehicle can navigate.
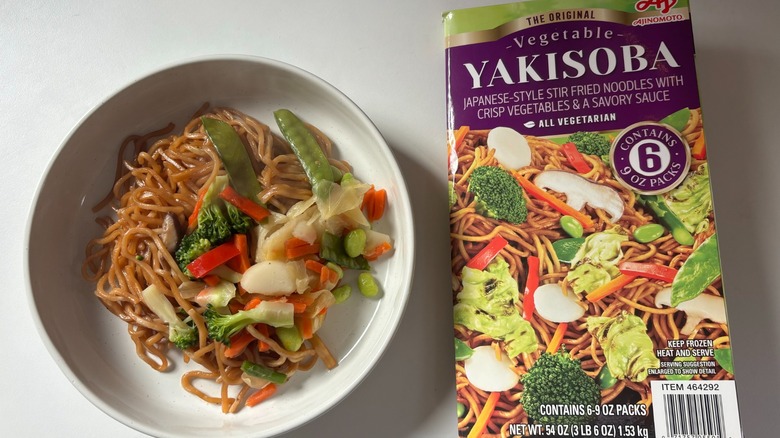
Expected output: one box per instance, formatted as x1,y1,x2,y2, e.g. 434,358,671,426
332,285,352,303
597,366,617,389
357,272,380,297
456,402,467,418
560,215,583,238
276,326,303,352
633,223,665,243
344,229,367,258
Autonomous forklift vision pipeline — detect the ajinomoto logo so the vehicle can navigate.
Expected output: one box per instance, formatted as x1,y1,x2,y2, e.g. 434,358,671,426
635,0,678,14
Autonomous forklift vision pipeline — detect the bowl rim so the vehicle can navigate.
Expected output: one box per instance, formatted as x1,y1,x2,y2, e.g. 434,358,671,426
24,53,415,437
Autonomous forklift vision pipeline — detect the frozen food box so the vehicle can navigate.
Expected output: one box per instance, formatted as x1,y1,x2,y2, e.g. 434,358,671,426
444,1,743,437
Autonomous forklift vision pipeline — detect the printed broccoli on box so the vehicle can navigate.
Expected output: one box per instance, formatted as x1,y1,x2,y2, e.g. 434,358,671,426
445,1,744,437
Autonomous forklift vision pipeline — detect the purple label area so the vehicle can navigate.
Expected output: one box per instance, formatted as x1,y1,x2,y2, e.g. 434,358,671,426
446,19,701,135
610,122,690,194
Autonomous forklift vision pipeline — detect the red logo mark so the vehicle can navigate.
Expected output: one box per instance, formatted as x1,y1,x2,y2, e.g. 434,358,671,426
636,0,678,14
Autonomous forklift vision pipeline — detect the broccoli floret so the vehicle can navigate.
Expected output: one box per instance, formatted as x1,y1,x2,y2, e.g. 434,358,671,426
521,350,601,425
203,302,294,345
467,166,527,224
175,232,212,273
169,321,198,349
174,203,240,276
196,204,233,243
568,131,611,156
226,202,253,234
141,285,197,349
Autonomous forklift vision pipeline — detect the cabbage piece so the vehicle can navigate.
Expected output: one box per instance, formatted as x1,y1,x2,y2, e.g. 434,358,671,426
315,178,371,234
586,311,660,382
453,257,537,357
663,163,713,234
566,226,627,294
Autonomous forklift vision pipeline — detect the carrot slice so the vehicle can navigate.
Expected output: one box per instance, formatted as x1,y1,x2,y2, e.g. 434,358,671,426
513,173,595,229
187,188,207,230
585,274,637,302
203,275,221,287
362,186,376,220
298,317,314,340
285,237,320,259
224,330,255,358
219,185,270,222
371,189,387,221
467,391,500,438
246,383,277,407
256,324,270,352
304,259,326,274
452,126,470,151
364,241,392,261
546,322,568,354
318,266,339,289
226,234,251,273
244,297,262,310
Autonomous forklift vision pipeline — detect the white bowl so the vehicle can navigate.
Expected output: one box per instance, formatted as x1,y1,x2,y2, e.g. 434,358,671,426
25,55,414,437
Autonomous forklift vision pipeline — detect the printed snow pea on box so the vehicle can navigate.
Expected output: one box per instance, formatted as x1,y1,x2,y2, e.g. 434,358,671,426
445,1,743,437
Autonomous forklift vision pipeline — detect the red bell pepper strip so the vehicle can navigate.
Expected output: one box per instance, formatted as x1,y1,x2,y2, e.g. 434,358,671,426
186,241,240,278
618,262,678,283
523,256,540,320
219,185,270,222
560,142,592,174
466,235,508,270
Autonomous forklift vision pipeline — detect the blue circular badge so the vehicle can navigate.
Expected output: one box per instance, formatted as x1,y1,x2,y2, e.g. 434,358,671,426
610,122,690,194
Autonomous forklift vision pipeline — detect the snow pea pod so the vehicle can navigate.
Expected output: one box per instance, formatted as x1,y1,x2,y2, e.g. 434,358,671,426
273,109,334,190
637,195,694,246
202,117,263,200
671,233,721,306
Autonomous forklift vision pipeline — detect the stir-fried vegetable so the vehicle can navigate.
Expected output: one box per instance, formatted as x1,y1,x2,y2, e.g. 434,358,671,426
219,185,270,222
671,234,721,306
637,194,695,245
454,338,474,361
186,241,241,278
141,285,197,349
560,142,592,174
319,232,370,270
587,311,660,382
567,227,627,294
467,166,527,224
662,163,713,234
274,109,335,192
240,360,288,384
454,257,537,357
175,175,254,276
522,255,540,319
466,235,508,270
204,301,295,344
513,173,595,228
520,350,600,425
659,107,691,133
567,131,611,157
202,117,264,200
618,262,678,283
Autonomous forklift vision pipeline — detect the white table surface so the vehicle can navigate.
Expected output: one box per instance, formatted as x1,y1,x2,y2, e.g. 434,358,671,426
2,1,778,437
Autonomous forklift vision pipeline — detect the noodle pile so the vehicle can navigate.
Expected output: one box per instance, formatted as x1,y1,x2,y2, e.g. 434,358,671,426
82,106,349,413
450,109,730,436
